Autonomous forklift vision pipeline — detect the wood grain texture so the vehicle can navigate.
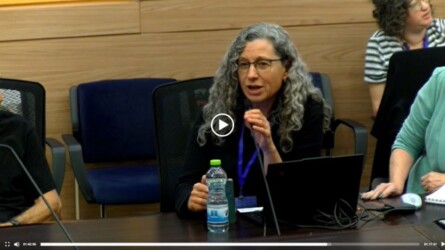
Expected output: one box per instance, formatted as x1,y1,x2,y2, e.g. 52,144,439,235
0,1,139,42
0,0,78,6
141,0,374,33
0,0,129,5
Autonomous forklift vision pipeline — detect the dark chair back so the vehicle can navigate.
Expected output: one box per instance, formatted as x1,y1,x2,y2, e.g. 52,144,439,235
73,78,171,163
310,72,367,160
0,78,65,193
310,72,335,154
153,77,213,212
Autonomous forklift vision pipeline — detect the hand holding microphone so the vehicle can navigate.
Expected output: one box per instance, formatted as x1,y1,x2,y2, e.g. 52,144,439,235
243,99,276,153
243,109,274,153
243,99,281,168
243,99,281,236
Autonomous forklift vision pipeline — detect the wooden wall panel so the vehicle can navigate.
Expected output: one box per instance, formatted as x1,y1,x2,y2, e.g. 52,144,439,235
0,1,139,42
288,24,374,119
0,0,129,7
141,0,374,33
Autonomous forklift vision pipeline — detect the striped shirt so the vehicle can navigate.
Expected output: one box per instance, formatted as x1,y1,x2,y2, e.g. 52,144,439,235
364,18,445,83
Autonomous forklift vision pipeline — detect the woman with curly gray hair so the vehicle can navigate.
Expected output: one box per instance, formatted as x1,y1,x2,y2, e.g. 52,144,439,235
364,0,445,117
175,22,331,218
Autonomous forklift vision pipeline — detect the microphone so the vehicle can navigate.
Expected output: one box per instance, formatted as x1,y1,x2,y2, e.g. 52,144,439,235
0,144,78,250
243,99,281,236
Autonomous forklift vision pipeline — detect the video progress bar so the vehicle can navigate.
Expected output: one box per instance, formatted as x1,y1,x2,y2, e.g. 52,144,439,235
41,242,421,247
331,242,420,247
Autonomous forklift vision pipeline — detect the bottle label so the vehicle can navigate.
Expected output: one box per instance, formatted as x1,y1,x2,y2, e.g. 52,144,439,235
207,204,228,224
207,179,226,187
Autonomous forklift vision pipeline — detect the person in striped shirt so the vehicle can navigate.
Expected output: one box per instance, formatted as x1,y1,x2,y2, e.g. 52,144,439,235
364,0,445,118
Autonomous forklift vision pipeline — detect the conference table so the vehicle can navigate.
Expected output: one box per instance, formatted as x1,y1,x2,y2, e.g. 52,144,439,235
1,198,444,249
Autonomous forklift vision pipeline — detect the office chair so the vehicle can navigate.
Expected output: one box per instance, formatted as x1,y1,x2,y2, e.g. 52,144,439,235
62,77,175,218
370,47,445,189
0,78,66,194
153,74,367,212
310,72,367,160
153,77,213,212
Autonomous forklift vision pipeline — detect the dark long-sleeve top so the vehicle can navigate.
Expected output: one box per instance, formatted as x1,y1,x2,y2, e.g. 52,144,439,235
0,111,55,222
174,97,325,218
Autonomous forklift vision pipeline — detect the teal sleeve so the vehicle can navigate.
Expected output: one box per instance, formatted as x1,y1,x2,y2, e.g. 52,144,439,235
392,67,444,158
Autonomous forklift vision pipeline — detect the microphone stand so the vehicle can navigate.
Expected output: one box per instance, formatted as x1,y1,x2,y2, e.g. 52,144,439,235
0,144,78,250
248,128,281,237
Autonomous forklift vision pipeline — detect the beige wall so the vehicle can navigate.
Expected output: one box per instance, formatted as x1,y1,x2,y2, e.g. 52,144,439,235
0,0,442,220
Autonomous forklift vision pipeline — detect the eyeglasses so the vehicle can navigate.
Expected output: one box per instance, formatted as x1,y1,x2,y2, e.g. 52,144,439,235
237,59,281,73
409,0,430,11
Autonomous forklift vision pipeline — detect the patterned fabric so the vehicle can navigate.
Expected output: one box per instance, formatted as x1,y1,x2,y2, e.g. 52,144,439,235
364,18,445,83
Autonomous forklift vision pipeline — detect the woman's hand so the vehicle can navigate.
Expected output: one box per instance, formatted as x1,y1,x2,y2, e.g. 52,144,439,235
361,182,403,200
244,109,275,153
244,109,282,172
187,175,208,212
421,172,445,193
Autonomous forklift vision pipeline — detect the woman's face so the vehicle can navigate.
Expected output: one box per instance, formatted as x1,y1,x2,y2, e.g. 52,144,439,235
405,0,433,31
237,39,288,109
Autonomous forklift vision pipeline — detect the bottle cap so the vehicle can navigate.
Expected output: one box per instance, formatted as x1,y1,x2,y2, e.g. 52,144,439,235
210,159,221,166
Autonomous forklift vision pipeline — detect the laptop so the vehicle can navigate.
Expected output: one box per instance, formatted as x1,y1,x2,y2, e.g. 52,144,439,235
265,154,364,226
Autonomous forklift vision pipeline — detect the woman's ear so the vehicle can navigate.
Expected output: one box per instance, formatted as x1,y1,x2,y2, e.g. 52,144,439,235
282,71,289,81
284,60,292,78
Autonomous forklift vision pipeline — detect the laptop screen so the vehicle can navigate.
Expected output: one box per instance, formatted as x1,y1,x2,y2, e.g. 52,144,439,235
266,154,364,226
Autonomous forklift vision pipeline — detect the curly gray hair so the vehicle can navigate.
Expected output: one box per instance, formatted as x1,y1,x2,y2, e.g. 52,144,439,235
197,22,331,152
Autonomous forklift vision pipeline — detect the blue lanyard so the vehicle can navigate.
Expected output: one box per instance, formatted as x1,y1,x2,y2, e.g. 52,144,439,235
237,125,258,198
402,36,429,51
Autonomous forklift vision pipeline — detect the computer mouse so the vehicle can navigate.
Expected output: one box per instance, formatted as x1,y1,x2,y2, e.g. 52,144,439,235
401,193,422,209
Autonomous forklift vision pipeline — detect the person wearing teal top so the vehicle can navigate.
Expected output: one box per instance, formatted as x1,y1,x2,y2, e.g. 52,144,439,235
362,66,445,200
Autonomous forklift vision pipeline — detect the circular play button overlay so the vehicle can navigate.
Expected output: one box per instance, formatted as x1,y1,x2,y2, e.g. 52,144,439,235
210,113,235,137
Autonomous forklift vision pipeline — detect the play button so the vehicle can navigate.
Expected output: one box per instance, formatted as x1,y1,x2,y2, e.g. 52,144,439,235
219,119,229,130
211,113,234,137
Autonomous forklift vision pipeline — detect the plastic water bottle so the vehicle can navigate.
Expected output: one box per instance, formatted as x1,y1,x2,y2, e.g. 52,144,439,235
206,159,229,233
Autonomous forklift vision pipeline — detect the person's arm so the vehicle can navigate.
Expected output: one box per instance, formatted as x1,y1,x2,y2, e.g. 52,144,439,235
0,189,61,227
364,32,389,118
1,115,61,226
368,82,385,118
389,149,413,193
262,143,281,174
361,148,413,200
175,113,209,217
